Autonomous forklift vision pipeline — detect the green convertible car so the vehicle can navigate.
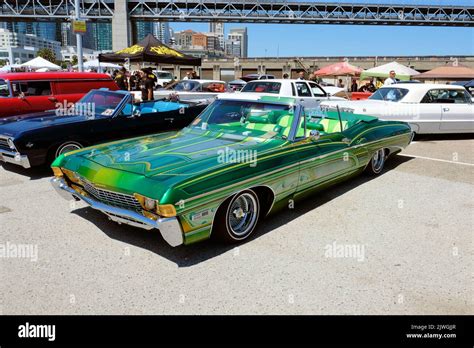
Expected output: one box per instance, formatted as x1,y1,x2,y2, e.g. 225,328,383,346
51,95,413,247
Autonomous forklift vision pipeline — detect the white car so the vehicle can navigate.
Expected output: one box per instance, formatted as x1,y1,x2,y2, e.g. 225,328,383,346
321,83,474,134
132,79,229,103
233,79,345,107
152,70,174,87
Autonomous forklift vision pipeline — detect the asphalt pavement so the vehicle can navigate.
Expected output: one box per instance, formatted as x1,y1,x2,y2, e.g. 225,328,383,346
1,135,472,315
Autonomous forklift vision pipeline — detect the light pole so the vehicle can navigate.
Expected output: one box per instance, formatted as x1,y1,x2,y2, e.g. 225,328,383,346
74,0,83,72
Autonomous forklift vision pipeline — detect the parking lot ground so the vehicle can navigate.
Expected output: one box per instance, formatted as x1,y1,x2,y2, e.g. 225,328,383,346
0,135,473,315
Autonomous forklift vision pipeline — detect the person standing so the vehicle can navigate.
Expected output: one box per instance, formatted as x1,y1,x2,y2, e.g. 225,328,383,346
337,78,345,88
114,67,128,91
182,71,191,80
351,79,358,92
297,71,305,80
139,70,154,101
384,70,398,86
282,73,289,79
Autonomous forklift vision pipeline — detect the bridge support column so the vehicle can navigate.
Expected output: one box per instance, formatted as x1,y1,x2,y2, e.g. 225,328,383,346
213,65,220,80
282,64,291,76
112,0,132,51
173,66,180,80
234,65,242,79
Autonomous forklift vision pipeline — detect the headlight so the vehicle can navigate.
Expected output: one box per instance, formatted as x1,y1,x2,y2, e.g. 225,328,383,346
144,197,156,211
134,193,177,217
7,138,15,149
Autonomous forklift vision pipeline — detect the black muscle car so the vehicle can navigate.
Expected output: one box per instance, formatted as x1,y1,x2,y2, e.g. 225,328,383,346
0,89,207,168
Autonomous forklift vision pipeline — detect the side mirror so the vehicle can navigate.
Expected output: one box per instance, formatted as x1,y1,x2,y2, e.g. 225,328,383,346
309,130,321,142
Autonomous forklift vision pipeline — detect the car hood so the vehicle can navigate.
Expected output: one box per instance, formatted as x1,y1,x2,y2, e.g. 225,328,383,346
0,111,89,137
73,127,283,179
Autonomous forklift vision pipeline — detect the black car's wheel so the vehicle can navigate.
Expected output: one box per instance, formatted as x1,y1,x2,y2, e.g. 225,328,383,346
55,141,83,159
213,189,261,243
366,148,386,175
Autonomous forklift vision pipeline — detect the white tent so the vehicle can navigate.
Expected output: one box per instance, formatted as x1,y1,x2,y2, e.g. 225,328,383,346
20,56,61,71
360,61,420,81
0,64,22,72
73,59,122,72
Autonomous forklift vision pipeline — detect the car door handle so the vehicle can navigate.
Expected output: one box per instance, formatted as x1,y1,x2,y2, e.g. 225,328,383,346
165,118,174,123
443,107,450,112
48,97,58,102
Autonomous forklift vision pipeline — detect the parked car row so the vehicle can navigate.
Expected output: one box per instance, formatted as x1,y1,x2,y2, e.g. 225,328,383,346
1,72,472,248
321,83,474,134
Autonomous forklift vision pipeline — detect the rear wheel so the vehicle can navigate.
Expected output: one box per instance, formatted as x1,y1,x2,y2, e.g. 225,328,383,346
213,189,261,243
366,148,386,175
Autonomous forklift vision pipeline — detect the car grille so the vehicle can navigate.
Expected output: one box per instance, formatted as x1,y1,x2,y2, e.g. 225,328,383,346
81,179,143,212
0,137,11,152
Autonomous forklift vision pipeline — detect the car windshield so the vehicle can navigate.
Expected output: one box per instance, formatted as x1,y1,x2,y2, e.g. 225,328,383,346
174,81,199,91
189,99,295,140
241,81,281,94
78,90,127,116
369,87,409,102
0,79,10,97
156,72,172,79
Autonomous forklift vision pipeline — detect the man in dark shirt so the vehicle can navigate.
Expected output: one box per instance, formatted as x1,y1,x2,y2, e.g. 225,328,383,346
114,67,128,90
139,70,154,101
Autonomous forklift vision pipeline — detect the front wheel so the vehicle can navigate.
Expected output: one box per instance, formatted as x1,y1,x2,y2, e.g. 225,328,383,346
366,148,386,175
213,189,261,243
55,141,83,158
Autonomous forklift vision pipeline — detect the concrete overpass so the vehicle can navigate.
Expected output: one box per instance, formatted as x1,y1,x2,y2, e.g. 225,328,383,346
0,0,472,50
153,55,474,81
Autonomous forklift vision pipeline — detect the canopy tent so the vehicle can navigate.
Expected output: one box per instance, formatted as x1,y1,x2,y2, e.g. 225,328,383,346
0,64,22,72
360,61,419,81
415,65,474,80
314,61,363,77
73,59,122,70
99,34,201,66
20,56,61,71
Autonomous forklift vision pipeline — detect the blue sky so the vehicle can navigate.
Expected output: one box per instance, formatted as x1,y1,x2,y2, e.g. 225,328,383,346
171,0,474,57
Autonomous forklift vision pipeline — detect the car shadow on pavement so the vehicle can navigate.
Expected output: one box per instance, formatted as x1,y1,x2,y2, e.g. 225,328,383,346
72,154,413,267
0,162,52,180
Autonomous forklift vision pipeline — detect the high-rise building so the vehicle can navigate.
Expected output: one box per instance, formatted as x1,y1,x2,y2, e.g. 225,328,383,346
0,28,61,64
134,21,154,42
209,22,224,50
87,22,112,51
153,22,171,44
227,27,248,58
1,22,58,42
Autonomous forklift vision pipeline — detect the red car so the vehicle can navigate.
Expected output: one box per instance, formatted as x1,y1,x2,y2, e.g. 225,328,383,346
0,72,118,117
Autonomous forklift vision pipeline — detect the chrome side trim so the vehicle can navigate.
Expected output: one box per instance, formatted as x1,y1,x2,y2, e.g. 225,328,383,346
50,177,184,247
0,149,31,168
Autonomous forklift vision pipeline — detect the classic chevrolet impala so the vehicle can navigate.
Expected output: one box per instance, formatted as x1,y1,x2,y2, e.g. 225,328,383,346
51,96,413,246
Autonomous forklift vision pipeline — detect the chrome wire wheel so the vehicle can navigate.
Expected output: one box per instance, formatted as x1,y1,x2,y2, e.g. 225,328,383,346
227,192,258,237
56,142,82,158
370,149,386,174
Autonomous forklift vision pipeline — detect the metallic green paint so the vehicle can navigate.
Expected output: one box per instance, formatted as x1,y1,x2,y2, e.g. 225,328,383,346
52,98,413,245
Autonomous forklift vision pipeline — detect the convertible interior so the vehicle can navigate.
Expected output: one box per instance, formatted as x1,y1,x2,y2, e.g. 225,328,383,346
122,100,192,115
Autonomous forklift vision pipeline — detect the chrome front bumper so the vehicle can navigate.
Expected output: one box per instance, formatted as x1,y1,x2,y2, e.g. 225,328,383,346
0,149,31,168
50,177,184,247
